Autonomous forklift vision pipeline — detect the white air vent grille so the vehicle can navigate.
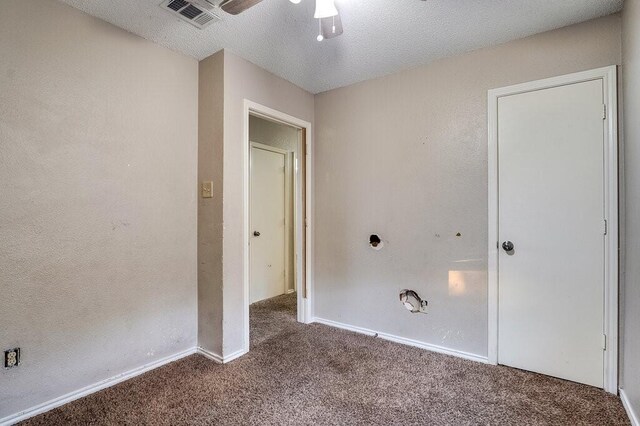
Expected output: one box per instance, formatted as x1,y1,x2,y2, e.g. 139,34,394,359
160,0,220,29
168,0,188,11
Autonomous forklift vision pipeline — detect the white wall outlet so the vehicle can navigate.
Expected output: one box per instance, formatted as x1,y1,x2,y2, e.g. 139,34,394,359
4,348,20,368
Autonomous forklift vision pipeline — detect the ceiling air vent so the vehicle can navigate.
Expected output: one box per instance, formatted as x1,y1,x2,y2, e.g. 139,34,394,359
160,0,220,29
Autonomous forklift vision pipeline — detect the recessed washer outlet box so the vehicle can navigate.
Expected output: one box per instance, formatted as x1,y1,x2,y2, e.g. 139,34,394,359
160,0,221,29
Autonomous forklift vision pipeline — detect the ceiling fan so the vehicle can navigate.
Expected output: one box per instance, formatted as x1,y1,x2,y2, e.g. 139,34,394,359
218,0,343,41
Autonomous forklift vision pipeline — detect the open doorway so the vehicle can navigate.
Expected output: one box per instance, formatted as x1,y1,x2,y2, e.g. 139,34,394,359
244,103,312,351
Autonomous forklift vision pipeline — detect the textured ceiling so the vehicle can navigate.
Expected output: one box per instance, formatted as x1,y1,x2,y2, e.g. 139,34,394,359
58,0,623,93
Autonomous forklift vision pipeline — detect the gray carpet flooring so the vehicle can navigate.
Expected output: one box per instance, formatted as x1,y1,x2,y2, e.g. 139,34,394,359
25,292,629,425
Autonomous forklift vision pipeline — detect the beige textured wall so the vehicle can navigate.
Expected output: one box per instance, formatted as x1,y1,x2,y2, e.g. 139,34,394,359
198,51,225,356
313,15,621,358
223,51,314,355
622,0,640,416
0,0,198,419
249,116,299,292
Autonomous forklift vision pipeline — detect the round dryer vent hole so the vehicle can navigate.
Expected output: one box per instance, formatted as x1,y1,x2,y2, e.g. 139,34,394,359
369,234,384,250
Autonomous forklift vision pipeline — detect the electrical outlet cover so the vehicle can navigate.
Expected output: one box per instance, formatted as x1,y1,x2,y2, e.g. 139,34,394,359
4,348,20,368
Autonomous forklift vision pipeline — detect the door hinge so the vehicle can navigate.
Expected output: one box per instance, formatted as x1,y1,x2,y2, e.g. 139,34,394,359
602,104,607,120
603,334,607,350
604,219,608,235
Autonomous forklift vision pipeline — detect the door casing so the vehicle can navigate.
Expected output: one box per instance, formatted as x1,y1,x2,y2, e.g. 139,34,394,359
243,100,314,354
487,66,619,394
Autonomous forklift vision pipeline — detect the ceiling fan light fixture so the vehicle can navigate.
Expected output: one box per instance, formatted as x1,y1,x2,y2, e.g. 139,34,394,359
314,0,338,19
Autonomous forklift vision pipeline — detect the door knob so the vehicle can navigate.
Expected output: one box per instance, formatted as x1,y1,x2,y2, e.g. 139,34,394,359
502,241,514,252
253,231,261,237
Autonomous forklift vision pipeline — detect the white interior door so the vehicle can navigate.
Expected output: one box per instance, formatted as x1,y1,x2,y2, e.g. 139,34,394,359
250,144,286,304
497,79,605,388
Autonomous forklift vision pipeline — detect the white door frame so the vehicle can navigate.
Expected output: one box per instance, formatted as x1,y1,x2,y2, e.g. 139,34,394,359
487,66,618,394
243,100,314,352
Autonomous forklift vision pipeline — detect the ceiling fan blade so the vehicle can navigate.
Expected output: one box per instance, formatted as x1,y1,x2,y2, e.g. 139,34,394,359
320,14,343,39
219,0,264,15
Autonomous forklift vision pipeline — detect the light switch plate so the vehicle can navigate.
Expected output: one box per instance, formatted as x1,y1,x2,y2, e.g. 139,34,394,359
201,181,213,198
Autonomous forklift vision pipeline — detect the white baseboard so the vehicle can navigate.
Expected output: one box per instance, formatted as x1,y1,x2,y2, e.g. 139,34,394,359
312,317,488,364
0,347,197,426
222,349,248,363
197,347,247,364
197,347,224,363
621,389,639,426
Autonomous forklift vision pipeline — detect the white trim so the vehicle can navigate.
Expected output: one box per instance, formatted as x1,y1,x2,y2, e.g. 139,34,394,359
196,347,223,363
602,66,619,395
196,347,247,364
0,348,197,426
487,66,619,394
221,348,249,363
312,317,488,364
243,100,314,357
621,389,640,426
250,141,288,156
304,116,314,324
285,151,293,292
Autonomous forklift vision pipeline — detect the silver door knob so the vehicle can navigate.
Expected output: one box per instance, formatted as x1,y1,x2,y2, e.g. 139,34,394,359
502,241,514,252
253,231,261,237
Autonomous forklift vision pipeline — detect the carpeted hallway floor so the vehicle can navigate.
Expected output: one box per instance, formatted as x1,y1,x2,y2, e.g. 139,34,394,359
25,292,629,425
